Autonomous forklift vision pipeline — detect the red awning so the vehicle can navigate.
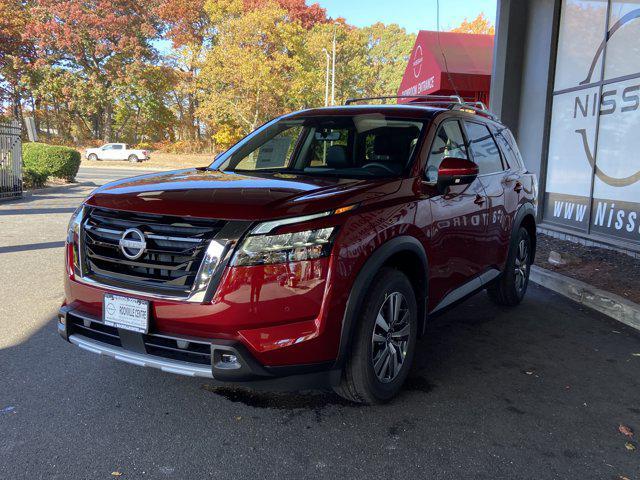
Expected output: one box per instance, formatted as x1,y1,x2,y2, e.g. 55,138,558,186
397,31,494,103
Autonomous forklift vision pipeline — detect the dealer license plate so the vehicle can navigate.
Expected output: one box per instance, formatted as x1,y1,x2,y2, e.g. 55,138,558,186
103,294,149,333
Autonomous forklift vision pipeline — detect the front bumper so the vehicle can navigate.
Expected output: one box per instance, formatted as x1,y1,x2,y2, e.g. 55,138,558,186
58,306,339,389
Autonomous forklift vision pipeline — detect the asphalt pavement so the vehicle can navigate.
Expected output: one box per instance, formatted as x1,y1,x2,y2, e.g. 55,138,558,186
0,167,639,479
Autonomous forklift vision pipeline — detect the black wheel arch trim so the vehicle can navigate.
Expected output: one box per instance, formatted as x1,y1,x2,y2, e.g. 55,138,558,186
511,202,537,263
334,235,428,368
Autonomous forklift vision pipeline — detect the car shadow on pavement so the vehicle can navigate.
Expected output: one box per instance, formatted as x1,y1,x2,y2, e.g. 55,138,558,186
0,241,66,254
0,207,78,216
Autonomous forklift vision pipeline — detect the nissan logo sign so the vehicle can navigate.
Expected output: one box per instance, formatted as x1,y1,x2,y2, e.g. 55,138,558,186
119,228,147,260
412,44,423,78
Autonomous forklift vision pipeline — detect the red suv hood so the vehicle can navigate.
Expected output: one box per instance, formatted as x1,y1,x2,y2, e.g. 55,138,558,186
85,168,398,220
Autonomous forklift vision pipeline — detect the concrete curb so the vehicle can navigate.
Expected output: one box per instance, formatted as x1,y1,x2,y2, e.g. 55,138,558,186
530,265,640,332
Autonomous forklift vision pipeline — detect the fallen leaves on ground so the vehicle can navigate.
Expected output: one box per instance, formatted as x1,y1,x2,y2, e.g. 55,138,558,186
619,424,634,438
624,442,636,451
111,472,123,477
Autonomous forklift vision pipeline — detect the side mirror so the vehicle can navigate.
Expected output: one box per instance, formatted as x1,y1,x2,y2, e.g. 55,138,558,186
437,157,478,191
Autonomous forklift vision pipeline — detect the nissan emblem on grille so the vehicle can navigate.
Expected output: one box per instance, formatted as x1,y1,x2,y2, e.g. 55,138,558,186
119,228,147,260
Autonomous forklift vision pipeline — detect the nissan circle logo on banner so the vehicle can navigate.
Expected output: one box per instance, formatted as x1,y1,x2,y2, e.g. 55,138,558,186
543,6,640,246
119,228,147,260
412,45,423,78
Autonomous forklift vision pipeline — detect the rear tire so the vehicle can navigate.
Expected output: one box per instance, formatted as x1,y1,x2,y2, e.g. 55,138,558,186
487,227,532,306
334,268,418,404
128,155,140,163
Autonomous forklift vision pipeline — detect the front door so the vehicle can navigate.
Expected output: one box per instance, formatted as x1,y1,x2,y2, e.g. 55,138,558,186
101,144,117,160
423,119,488,311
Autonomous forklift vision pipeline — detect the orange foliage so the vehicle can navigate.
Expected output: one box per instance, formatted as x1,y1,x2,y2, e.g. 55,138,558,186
450,13,495,35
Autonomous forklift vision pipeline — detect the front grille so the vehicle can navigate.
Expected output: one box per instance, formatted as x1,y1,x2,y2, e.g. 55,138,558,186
82,207,226,297
68,314,212,365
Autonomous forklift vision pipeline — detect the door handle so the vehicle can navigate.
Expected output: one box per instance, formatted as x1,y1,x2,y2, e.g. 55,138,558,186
514,182,523,193
474,194,485,206
502,173,519,183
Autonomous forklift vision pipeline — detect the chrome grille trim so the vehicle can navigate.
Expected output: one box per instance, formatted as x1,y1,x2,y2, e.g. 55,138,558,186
84,224,204,244
76,206,247,303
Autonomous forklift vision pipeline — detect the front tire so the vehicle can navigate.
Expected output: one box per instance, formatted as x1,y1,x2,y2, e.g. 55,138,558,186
334,268,418,404
88,153,98,161
487,227,532,306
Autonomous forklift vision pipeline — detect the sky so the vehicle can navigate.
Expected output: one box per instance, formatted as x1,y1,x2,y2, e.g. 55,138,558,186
317,0,497,33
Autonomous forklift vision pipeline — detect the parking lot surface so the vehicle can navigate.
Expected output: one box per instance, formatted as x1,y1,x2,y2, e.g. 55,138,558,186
1,168,638,479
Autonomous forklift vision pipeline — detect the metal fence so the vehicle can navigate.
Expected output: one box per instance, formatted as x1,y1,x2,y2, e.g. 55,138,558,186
0,120,22,200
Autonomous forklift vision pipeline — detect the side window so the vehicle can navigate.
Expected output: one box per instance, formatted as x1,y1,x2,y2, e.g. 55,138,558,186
494,128,516,169
113,144,123,150
464,122,505,175
425,120,468,182
502,128,524,169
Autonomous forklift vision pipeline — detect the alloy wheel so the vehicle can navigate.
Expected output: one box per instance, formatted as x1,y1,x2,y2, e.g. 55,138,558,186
514,238,529,294
371,292,411,383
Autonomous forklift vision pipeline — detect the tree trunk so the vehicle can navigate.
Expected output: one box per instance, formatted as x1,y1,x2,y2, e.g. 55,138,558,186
11,87,22,124
103,103,113,142
187,93,198,140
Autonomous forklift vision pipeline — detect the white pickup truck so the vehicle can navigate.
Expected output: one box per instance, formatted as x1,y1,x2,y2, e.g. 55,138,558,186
85,143,150,163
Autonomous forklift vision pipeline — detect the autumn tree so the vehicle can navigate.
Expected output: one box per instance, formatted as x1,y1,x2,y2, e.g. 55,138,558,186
198,3,306,146
450,13,495,35
0,0,35,121
5,0,419,151
361,23,416,97
27,0,161,141
244,0,327,28
157,0,210,141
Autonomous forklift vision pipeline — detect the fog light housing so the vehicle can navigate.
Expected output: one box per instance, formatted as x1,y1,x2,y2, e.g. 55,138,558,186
222,353,238,364
213,349,242,370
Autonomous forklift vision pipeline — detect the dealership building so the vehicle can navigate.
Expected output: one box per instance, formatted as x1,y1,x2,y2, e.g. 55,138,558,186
491,0,640,256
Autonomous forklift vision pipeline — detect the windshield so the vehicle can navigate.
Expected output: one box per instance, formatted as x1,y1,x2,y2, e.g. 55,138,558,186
215,114,426,178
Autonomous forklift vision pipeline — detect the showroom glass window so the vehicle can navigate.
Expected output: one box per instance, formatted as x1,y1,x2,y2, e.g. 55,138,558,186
544,0,640,246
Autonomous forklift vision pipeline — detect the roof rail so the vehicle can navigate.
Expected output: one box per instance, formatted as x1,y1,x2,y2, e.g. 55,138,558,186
343,95,500,122
344,95,464,105
452,103,500,121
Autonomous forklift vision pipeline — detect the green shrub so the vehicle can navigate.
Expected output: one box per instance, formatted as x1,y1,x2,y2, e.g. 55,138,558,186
22,142,81,182
22,168,48,189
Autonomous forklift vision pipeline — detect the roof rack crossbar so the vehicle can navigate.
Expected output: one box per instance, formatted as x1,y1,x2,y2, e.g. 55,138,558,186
344,95,464,105
343,95,500,121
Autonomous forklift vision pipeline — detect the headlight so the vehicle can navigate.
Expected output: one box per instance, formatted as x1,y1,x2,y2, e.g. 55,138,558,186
67,205,85,242
66,205,85,272
232,227,335,267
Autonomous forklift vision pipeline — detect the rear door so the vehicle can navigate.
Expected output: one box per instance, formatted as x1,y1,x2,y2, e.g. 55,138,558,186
424,119,489,310
463,120,511,270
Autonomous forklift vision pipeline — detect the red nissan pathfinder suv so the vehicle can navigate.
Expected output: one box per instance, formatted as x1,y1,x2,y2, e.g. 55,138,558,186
59,96,537,404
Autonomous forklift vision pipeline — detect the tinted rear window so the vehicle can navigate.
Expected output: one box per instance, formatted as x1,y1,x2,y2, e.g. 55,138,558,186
464,122,505,175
